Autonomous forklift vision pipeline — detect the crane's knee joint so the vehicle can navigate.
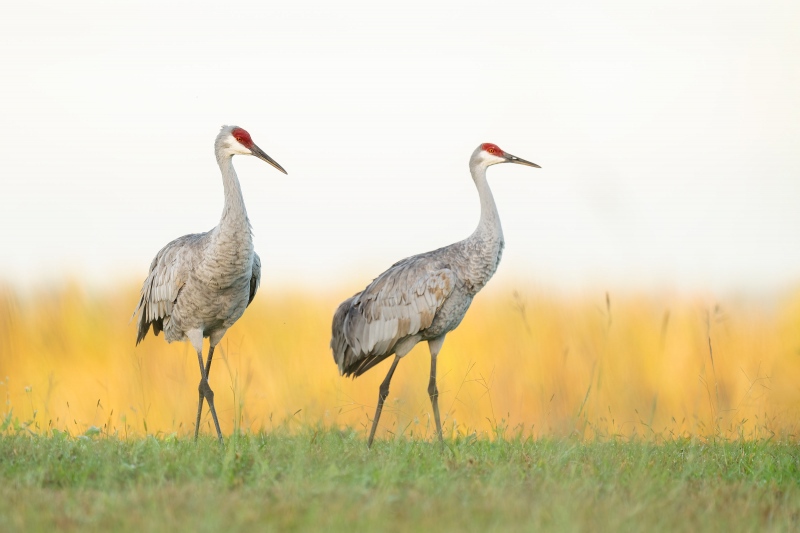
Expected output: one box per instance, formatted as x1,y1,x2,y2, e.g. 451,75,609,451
428,378,438,399
428,386,439,400
199,379,214,401
378,384,391,401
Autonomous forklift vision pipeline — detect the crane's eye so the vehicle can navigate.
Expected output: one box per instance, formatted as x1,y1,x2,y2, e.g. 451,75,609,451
488,148,496,154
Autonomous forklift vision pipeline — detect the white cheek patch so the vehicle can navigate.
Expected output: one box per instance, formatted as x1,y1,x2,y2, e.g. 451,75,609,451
225,135,253,156
481,152,506,165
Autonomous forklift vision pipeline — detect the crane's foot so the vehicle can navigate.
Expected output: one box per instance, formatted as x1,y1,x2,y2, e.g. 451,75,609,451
194,390,204,441
427,349,444,447
367,390,388,449
367,356,401,448
428,383,444,446
198,378,224,445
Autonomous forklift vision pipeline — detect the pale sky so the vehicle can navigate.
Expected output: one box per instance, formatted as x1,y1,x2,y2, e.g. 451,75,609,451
1,1,799,295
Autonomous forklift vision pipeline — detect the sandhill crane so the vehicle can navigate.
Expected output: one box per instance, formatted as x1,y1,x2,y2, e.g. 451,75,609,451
331,143,540,447
133,125,286,443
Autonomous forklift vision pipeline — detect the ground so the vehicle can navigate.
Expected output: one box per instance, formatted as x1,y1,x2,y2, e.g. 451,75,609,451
1,430,798,532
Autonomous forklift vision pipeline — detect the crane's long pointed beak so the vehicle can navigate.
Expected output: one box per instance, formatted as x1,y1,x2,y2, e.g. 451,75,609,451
251,143,288,175
504,152,541,168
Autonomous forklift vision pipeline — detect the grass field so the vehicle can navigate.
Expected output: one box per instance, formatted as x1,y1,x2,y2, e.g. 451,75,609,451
2,281,800,531
1,431,799,532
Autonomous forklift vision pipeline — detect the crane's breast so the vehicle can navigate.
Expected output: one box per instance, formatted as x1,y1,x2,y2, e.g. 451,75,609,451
425,286,473,338
460,237,504,294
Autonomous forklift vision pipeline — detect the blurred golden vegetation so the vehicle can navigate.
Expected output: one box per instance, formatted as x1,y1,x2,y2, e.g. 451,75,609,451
2,280,800,441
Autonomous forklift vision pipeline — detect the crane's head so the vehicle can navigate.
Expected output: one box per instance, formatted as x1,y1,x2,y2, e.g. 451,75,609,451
471,143,540,170
216,125,287,174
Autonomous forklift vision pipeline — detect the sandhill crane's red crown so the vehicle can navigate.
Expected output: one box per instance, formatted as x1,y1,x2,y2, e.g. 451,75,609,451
232,127,254,149
481,143,503,156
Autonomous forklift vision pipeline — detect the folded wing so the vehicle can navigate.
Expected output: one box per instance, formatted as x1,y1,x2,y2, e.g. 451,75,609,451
133,234,201,344
331,255,456,377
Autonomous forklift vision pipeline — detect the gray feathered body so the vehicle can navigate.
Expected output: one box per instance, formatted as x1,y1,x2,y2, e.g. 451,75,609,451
331,233,503,377
331,157,505,377
133,128,261,347
134,228,260,345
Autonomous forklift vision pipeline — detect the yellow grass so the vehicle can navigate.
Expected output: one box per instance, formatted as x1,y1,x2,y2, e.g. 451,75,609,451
2,281,800,441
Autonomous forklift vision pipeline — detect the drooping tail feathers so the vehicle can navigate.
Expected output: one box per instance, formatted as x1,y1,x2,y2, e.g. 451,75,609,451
330,293,395,378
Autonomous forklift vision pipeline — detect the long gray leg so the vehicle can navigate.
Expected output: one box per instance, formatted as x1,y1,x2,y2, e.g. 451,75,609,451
367,355,401,448
194,345,216,440
195,347,223,444
428,337,446,445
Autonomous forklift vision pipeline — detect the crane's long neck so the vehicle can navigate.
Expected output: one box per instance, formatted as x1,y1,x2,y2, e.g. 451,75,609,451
456,162,505,294
216,153,251,234
196,140,254,288
470,163,503,243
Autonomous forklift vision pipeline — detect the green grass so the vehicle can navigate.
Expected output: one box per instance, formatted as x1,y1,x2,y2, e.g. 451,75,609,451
1,429,799,532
